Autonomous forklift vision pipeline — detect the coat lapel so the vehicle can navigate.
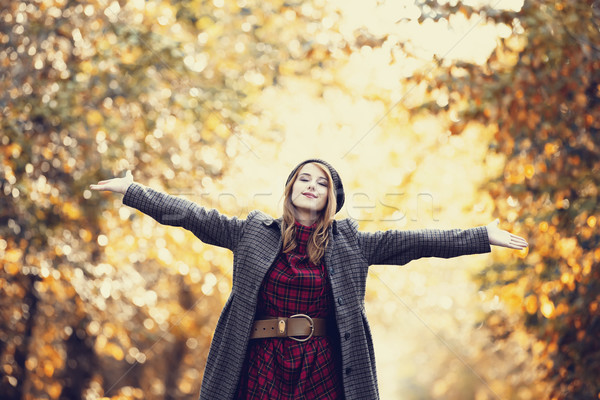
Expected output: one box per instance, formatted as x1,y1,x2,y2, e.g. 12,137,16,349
254,217,283,278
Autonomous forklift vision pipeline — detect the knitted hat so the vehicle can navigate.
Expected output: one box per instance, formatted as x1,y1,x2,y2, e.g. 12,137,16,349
285,159,345,214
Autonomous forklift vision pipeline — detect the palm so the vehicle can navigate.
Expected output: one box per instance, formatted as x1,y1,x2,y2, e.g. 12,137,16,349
89,170,133,194
486,219,528,250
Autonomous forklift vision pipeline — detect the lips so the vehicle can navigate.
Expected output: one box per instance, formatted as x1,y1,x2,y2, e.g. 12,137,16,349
303,192,317,198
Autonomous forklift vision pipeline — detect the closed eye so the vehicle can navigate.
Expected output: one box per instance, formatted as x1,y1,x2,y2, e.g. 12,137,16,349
298,175,328,186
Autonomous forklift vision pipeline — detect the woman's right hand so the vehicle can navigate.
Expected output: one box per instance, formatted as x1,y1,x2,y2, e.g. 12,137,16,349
89,170,134,194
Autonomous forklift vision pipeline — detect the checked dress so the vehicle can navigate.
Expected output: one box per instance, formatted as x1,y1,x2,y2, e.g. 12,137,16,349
235,221,344,399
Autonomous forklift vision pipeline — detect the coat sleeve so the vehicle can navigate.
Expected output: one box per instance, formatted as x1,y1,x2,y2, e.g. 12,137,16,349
122,182,246,251
355,223,491,266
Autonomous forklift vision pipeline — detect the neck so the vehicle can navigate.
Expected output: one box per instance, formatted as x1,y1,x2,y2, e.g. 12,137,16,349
294,210,319,226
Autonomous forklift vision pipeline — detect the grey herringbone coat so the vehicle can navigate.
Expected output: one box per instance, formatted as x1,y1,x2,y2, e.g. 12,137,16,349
122,183,491,400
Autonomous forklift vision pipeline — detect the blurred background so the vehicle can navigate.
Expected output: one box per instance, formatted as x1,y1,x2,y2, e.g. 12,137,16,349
1,0,599,399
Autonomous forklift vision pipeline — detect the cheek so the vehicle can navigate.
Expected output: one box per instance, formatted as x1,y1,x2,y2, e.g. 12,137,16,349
291,182,303,196
318,192,328,207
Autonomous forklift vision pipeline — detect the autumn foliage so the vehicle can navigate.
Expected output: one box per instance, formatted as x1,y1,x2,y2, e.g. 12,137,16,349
1,0,599,399
412,1,600,398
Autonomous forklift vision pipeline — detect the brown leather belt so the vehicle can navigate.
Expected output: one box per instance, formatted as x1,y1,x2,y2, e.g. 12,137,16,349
250,314,326,342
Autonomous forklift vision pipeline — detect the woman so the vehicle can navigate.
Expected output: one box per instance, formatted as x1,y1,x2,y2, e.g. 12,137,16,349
90,158,528,400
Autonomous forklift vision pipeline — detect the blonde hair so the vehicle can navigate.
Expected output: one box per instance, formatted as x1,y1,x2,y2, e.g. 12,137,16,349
281,163,337,265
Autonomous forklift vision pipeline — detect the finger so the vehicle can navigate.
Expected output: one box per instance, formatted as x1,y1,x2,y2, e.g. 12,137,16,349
510,234,528,243
509,235,525,243
511,237,528,247
509,240,527,249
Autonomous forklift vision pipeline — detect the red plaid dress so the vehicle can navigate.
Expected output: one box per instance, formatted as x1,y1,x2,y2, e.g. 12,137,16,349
235,221,344,399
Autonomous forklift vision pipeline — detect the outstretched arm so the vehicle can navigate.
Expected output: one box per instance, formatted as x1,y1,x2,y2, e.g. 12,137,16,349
89,170,245,251
486,219,528,250
355,218,527,266
356,224,491,266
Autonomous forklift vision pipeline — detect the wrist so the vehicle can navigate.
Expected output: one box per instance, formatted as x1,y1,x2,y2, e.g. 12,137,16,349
122,182,132,195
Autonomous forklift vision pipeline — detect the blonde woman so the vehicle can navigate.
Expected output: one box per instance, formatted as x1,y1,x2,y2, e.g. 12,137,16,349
90,159,527,400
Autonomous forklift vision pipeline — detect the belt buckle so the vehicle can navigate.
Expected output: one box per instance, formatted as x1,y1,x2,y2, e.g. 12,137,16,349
289,314,314,342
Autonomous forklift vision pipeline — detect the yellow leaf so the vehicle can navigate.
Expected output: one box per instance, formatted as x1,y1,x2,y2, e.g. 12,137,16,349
48,382,62,399
121,47,142,65
44,362,54,377
205,113,221,131
555,303,568,316
81,60,93,74
525,295,537,314
5,248,22,263
524,164,535,179
196,15,216,30
104,342,124,361
87,110,103,126
80,229,93,242
62,202,81,219
43,147,53,160
540,296,555,318
544,142,558,156
560,272,573,285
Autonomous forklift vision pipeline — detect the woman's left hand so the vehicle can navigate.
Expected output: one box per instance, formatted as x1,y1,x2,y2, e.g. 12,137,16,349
486,219,528,250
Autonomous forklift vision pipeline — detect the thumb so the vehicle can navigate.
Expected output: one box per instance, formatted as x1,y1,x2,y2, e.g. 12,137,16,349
494,218,500,226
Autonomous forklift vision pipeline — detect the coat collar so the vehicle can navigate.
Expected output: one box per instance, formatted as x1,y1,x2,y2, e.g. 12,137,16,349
261,217,283,230
262,216,339,235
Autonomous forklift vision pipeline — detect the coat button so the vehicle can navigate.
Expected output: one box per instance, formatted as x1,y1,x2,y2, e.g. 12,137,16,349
337,298,343,306
344,332,351,340
345,367,352,375
330,268,335,276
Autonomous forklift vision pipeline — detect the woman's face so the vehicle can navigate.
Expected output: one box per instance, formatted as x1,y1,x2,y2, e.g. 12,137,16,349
291,163,329,216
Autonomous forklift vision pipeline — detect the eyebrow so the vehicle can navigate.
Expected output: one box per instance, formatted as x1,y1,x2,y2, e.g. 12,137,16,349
299,173,328,181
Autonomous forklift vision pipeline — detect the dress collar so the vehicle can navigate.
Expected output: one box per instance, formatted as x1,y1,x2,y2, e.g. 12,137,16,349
294,220,318,230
